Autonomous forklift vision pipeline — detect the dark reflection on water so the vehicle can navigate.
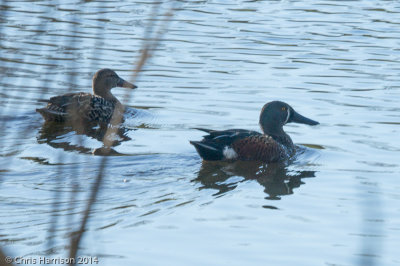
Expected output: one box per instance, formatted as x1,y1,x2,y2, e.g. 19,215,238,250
194,160,316,200
37,121,133,155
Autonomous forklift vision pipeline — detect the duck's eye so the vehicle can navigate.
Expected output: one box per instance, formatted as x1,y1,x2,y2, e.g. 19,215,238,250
281,107,286,111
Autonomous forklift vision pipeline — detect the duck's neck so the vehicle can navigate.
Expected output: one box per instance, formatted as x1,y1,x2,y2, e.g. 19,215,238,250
262,125,294,150
271,132,294,150
93,86,118,103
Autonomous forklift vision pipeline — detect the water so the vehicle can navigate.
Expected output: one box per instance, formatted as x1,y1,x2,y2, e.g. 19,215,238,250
1,0,400,265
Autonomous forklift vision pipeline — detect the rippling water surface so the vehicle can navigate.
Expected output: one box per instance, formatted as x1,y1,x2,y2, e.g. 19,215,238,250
1,0,400,265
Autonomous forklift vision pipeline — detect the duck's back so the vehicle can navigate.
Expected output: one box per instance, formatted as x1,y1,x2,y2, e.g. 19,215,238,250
36,92,115,123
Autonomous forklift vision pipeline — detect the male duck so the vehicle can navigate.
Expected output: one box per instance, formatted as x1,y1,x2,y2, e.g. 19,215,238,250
190,101,319,163
36,69,136,124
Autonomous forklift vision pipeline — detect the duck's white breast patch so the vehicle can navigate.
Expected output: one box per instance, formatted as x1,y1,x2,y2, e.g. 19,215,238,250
223,146,238,160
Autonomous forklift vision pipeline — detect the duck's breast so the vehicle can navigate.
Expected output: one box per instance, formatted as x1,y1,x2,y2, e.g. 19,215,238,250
88,96,115,123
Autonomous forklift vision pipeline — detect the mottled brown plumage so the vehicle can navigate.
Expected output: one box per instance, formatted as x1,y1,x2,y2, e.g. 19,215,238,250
36,69,136,125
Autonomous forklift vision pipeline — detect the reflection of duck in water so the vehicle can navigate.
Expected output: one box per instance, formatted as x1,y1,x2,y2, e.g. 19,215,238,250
37,121,132,155
193,161,316,200
36,69,136,125
190,101,319,163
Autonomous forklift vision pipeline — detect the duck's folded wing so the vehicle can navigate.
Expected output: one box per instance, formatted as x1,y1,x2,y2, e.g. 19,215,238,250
190,129,262,161
37,93,93,122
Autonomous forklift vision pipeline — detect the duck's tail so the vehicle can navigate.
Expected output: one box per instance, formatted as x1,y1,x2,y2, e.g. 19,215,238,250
189,141,223,161
192,128,214,133
36,107,67,122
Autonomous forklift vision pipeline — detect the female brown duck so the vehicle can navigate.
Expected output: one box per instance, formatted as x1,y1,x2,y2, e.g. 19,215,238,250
36,69,136,124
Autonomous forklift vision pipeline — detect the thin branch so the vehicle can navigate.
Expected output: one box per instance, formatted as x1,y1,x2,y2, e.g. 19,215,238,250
68,155,107,262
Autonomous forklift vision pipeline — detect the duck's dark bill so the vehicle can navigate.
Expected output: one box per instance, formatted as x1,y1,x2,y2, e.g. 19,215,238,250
291,111,319,125
118,78,137,89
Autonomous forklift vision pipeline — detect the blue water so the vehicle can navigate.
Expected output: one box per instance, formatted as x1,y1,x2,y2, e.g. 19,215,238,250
1,0,399,265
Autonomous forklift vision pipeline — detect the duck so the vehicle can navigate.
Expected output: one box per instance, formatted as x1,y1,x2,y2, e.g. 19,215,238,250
190,101,319,163
36,68,136,124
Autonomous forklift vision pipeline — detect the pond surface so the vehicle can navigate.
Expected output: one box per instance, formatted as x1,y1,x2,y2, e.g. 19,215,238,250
1,0,400,265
